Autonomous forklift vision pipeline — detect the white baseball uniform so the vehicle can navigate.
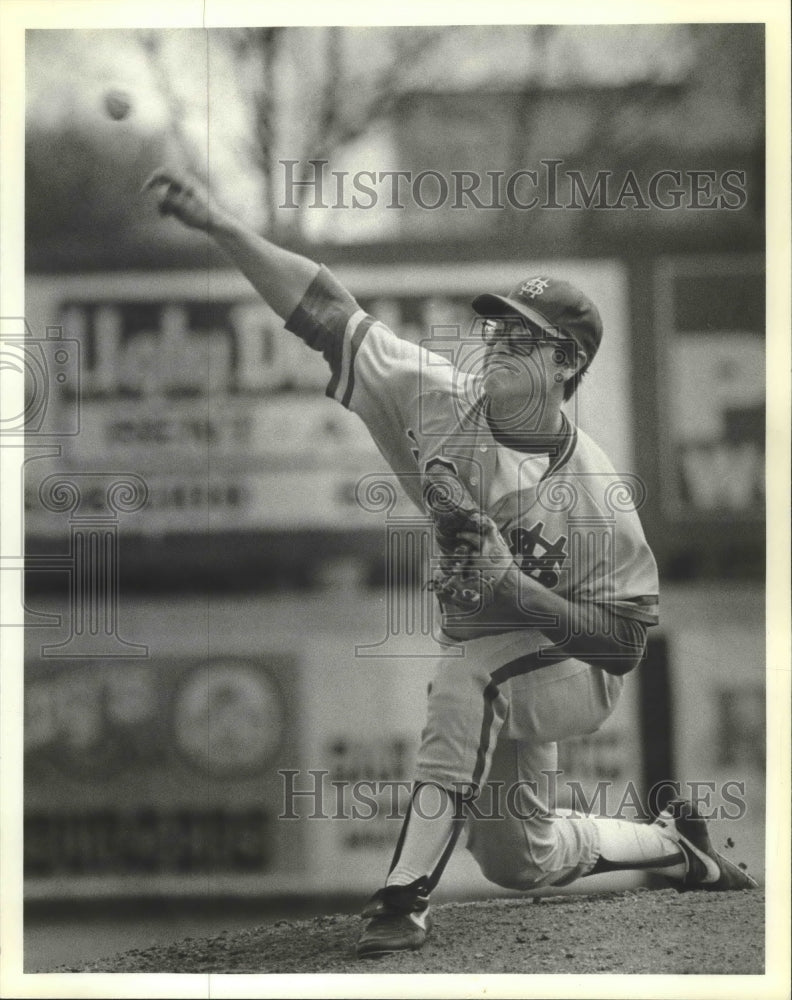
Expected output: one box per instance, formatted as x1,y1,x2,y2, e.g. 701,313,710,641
286,265,660,888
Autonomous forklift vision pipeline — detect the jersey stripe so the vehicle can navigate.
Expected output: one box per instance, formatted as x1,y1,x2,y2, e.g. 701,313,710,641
327,307,366,403
470,646,570,792
341,315,376,409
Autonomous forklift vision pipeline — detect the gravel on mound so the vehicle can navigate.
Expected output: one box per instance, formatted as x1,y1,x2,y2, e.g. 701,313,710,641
63,887,763,976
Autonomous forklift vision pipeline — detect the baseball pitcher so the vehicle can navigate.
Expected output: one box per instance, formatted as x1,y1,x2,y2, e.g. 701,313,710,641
144,170,758,959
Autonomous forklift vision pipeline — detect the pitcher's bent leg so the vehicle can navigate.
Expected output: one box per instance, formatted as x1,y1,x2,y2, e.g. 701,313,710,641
465,736,600,889
414,632,549,796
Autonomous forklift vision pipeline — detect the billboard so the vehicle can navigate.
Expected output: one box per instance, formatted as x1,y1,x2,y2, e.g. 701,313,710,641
23,259,634,540
24,586,650,900
25,651,300,889
655,256,764,519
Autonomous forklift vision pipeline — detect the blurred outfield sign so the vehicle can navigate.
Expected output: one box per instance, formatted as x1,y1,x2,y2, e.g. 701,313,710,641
24,260,632,536
25,462,378,534
23,590,649,898
655,257,764,519
24,651,300,885
23,587,763,900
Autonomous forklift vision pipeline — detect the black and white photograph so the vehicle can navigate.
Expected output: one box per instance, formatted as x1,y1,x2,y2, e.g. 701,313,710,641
1,1,789,997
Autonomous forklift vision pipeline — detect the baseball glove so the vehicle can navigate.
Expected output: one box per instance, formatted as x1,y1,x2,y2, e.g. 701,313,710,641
423,467,507,610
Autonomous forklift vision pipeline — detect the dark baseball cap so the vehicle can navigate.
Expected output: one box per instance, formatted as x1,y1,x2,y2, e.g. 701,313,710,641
472,276,603,360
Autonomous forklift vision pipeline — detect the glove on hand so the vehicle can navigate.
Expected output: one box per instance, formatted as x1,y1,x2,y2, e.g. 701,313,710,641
423,467,516,611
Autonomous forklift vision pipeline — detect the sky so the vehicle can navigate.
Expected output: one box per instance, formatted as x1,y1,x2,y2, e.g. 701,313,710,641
26,25,697,236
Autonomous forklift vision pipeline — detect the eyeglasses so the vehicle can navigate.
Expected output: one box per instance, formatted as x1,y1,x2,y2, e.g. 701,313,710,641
480,318,565,358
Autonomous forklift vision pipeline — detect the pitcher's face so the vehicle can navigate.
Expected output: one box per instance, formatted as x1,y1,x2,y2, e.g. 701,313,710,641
479,318,572,421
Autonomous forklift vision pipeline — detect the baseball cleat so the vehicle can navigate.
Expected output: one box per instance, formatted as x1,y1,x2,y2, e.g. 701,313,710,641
356,878,432,958
653,798,759,891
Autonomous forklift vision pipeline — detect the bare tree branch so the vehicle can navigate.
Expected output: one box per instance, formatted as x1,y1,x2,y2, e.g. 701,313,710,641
228,27,291,232
138,30,203,175
226,26,455,232
308,27,451,163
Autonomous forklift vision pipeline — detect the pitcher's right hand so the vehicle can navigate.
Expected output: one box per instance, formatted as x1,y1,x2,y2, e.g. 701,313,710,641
142,169,221,232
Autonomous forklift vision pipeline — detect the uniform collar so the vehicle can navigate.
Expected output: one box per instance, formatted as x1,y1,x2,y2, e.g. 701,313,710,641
484,402,573,457
451,396,577,485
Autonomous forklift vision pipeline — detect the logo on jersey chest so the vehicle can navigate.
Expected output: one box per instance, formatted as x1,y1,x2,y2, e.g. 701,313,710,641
509,520,568,588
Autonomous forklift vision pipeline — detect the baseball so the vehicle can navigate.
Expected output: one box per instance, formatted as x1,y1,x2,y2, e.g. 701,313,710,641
103,88,133,121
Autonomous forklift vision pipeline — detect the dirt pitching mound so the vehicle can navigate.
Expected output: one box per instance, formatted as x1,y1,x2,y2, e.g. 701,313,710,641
65,887,763,975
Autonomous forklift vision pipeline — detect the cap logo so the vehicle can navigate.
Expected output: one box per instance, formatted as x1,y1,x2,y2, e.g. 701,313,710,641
519,277,550,300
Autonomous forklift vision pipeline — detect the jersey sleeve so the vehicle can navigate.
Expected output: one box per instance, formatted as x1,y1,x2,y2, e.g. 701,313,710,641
283,263,362,385
284,264,457,505
285,264,454,433
592,514,660,626
551,432,660,628
610,593,660,625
